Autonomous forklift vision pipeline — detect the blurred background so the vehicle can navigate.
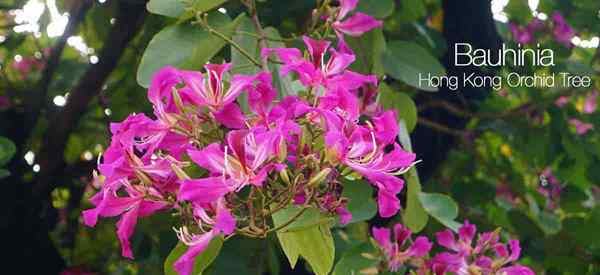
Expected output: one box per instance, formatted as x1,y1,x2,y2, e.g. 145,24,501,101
1,0,599,274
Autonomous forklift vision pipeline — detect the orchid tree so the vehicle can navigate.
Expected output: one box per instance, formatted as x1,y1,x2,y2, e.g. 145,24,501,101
2,0,600,274
79,0,537,274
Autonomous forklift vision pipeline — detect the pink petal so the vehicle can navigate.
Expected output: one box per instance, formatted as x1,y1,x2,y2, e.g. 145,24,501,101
213,103,246,129
407,236,432,257
174,231,218,275
215,199,236,235
376,189,400,218
338,0,359,20
187,144,225,174
116,204,140,259
333,12,382,37
178,177,232,203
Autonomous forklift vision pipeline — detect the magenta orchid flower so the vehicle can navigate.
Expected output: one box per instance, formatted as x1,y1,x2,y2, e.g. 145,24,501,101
262,36,376,91
180,128,278,204
583,90,598,114
429,221,534,275
325,122,416,217
174,198,235,275
331,0,382,37
180,63,253,128
569,118,593,135
372,224,432,271
552,12,575,47
554,96,570,107
82,180,167,259
509,23,534,44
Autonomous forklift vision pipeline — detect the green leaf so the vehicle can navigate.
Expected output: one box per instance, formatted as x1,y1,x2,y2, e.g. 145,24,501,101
378,83,417,132
418,192,461,231
356,0,395,19
271,206,330,233
179,0,230,23
264,27,295,97
271,206,335,275
396,0,426,23
230,14,259,75
345,28,386,76
397,121,428,232
0,136,16,167
148,0,228,18
230,14,259,112
0,169,10,179
341,179,377,224
382,41,446,92
332,243,378,275
146,0,186,18
137,12,242,88
164,237,224,275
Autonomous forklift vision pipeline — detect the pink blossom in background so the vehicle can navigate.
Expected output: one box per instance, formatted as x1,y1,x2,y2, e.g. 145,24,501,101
527,18,545,32
372,223,432,271
569,118,593,135
583,90,598,114
429,221,534,275
12,56,44,79
554,96,570,107
332,0,382,37
539,167,562,209
0,95,11,110
551,12,575,47
509,22,534,44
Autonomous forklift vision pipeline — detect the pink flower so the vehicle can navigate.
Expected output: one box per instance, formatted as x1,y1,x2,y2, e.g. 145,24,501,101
372,224,432,272
583,90,598,114
0,95,11,110
527,18,545,32
262,36,376,91
82,181,167,259
325,121,416,217
554,96,569,107
174,198,235,275
12,56,44,79
509,23,533,44
331,0,382,37
538,167,562,209
183,128,278,197
551,12,575,47
429,221,534,275
569,118,593,135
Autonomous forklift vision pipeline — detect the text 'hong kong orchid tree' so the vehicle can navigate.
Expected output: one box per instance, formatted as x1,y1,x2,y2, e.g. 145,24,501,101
81,0,535,274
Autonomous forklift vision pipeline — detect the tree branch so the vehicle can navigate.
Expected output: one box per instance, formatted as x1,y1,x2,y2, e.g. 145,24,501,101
32,1,147,200
24,0,92,133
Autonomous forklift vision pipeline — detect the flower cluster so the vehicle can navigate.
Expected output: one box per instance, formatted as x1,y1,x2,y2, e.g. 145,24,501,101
372,221,535,275
509,12,575,47
555,90,597,136
82,3,410,274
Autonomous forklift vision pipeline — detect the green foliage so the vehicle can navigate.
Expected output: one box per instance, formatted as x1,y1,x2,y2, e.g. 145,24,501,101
382,41,446,92
332,243,378,275
271,206,335,275
341,179,377,224
419,193,461,232
137,12,243,87
379,83,417,132
0,136,16,167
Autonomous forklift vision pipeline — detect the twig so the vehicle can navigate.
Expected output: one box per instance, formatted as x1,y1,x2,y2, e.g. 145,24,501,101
197,17,262,68
417,117,466,138
266,207,309,234
244,0,269,71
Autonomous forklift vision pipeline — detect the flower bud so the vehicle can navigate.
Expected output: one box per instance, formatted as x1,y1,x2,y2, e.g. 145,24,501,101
308,168,331,187
279,168,291,185
170,163,191,180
